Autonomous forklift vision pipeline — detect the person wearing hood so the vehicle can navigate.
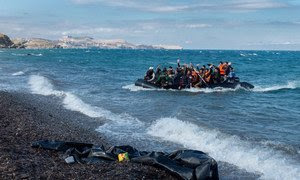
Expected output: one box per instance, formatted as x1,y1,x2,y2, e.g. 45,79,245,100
225,62,233,76
144,67,155,82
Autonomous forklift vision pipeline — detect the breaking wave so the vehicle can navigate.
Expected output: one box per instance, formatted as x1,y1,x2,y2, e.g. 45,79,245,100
28,75,64,96
147,117,300,180
12,71,25,76
28,75,143,132
253,81,299,92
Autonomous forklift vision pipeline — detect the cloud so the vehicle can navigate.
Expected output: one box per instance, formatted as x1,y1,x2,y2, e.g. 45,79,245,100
247,41,300,46
70,0,291,12
265,20,300,26
184,24,212,28
61,27,122,35
229,0,288,10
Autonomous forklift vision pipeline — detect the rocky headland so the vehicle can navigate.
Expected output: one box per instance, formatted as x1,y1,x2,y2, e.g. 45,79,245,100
0,33,14,48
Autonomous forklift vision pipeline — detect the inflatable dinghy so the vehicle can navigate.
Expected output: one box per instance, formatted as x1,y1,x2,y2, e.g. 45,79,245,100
135,78,254,90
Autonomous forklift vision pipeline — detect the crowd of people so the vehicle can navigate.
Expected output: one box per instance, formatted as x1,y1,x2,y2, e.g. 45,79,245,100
144,59,238,89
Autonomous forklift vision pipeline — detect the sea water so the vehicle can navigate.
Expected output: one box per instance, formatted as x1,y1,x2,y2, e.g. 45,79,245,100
0,49,299,179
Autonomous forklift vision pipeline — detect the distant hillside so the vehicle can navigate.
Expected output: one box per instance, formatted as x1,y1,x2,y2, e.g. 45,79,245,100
0,33,183,50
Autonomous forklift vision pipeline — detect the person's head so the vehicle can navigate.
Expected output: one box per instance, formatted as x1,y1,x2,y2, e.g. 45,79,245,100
228,62,232,66
163,67,167,72
169,66,173,70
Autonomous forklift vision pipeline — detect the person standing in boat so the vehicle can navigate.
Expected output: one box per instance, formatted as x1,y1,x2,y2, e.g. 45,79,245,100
225,62,233,76
144,67,155,82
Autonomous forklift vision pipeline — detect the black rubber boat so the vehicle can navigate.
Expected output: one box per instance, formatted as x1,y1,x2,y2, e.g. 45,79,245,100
135,78,254,90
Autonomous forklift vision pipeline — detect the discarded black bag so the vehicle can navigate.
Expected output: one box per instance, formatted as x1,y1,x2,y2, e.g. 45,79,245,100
32,140,219,180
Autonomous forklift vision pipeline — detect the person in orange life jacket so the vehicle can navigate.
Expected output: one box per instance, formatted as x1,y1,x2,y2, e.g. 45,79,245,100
204,67,213,84
191,69,199,87
219,61,226,76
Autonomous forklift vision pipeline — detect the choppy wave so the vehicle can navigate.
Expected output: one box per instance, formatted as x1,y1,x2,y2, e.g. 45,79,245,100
259,140,300,155
28,75,144,133
28,75,64,96
12,71,25,76
240,53,258,57
147,117,300,180
11,53,43,57
253,81,299,92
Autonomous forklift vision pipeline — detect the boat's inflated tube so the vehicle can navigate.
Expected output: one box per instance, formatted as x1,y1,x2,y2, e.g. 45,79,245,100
135,79,161,89
135,79,254,90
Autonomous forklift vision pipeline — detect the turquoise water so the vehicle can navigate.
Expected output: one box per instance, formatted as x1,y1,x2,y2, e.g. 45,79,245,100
0,49,299,179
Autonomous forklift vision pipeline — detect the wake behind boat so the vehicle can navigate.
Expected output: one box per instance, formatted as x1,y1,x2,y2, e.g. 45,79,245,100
135,60,254,90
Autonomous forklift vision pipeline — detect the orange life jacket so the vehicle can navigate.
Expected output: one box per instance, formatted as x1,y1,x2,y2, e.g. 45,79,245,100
204,71,211,83
191,71,199,83
219,64,226,75
192,71,198,78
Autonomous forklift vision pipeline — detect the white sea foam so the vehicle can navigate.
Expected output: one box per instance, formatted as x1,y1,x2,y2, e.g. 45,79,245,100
124,81,299,94
62,92,110,118
11,53,26,56
28,75,64,96
147,117,300,180
28,75,143,128
96,112,145,139
12,71,25,76
34,53,43,56
122,84,158,92
253,81,299,92
123,84,242,93
183,85,242,93
11,53,42,56
62,92,145,138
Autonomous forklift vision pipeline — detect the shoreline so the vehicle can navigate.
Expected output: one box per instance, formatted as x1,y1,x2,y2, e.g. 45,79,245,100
0,91,177,179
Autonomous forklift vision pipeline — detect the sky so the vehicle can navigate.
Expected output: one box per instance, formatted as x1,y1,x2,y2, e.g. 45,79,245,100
0,0,300,50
